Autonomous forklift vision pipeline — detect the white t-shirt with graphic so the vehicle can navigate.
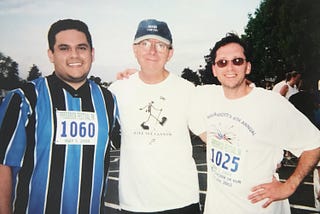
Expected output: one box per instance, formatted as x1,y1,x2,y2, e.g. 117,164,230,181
190,85,320,214
109,73,199,212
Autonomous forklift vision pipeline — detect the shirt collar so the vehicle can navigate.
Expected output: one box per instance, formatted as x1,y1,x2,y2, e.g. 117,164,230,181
51,72,90,98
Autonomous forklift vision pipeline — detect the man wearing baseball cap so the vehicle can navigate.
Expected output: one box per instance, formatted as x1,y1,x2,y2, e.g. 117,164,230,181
109,19,201,213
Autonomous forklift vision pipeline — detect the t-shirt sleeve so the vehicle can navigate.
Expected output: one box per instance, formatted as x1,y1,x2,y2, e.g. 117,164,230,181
188,86,207,136
272,95,320,157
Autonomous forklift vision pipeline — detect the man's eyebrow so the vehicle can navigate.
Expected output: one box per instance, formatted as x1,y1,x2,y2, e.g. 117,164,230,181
56,43,89,47
78,43,90,47
57,44,69,47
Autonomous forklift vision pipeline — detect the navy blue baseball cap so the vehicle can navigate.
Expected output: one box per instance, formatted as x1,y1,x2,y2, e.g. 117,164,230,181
134,19,172,45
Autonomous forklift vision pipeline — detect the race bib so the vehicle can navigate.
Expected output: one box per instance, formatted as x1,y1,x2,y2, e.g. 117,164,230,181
208,136,245,188
55,110,98,145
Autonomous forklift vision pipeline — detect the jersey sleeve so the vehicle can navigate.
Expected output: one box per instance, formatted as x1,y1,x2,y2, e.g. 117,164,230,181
0,89,32,167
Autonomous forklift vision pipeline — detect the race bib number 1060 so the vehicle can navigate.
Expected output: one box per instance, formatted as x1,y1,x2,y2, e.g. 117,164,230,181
55,110,98,145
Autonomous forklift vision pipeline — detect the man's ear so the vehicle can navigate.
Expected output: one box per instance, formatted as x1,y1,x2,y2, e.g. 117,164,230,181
133,45,138,58
47,49,54,63
246,62,251,75
91,47,95,62
212,64,217,77
166,48,174,62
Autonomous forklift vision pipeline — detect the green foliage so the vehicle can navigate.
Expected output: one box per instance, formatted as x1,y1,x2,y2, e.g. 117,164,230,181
27,64,42,81
181,68,201,86
182,0,320,87
0,52,21,89
198,64,219,85
245,0,320,83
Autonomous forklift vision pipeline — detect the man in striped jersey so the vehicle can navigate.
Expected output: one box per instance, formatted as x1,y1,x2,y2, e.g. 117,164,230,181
0,19,120,213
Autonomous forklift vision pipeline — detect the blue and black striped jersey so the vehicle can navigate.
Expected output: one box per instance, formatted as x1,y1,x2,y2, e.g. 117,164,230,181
0,73,119,214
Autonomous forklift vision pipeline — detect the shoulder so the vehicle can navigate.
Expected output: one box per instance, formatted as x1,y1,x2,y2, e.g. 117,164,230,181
191,84,221,102
91,80,114,95
195,84,220,93
109,73,138,92
254,86,279,96
169,73,195,87
7,80,38,100
253,87,291,105
281,83,289,88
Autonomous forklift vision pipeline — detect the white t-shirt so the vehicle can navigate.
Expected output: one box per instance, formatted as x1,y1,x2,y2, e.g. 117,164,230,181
272,80,286,93
189,85,320,214
272,81,299,99
285,83,299,99
109,73,199,212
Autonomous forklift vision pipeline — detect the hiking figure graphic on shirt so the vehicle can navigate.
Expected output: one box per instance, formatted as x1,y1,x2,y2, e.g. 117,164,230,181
139,100,167,130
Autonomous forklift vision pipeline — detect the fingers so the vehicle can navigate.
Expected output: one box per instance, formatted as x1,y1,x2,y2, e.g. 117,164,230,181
249,183,273,203
116,69,137,80
116,73,124,80
248,187,265,203
251,184,263,192
248,188,274,208
262,198,273,208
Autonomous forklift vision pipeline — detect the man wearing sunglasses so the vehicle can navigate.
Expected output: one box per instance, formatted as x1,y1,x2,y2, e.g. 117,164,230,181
109,19,200,213
190,33,320,214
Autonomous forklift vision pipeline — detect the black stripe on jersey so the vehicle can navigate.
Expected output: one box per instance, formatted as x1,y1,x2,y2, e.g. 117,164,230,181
79,84,94,213
101,89,114,135
15,83,37,213
99,88,115,212
45,77,66,213
0,93,21,163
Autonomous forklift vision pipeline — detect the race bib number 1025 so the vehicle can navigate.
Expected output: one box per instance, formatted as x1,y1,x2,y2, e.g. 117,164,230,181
55,110,98,145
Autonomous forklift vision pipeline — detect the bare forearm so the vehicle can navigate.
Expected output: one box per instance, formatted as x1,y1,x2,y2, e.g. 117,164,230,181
248,147,320,208
0,164,12,214
286,148,320,191
199,132,207,144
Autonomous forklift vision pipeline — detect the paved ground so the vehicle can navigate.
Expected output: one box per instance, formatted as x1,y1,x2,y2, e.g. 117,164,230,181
104,137,319,213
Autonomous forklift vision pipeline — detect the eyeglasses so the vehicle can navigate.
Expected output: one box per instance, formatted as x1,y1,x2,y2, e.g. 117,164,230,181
215,58,246,68
135,40,171,53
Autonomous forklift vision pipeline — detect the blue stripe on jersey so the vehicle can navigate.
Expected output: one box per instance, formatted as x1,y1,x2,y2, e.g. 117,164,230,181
89,82,110,213
0,88,33,207
1,90,28,166
61,89,82,213
28,78,54,213
0,75,117,214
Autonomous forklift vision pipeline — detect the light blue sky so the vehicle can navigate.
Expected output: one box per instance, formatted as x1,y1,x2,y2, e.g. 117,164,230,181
0,0,262,82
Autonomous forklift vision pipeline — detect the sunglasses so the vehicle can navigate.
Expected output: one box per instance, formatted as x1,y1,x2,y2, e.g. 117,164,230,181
215,58,246,68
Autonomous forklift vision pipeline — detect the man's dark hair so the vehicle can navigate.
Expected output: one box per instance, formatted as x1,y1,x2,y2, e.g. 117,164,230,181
48,19,93,52
210,32,251,64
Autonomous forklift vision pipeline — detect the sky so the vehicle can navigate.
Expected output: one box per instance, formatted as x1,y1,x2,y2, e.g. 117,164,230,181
0,0,262,82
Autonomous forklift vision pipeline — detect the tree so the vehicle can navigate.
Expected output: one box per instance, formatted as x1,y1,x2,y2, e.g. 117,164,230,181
198,55,219,85
0,52,21,89
27,64,42,81
181,67,201,86
0,52,5,88
244,0,320,84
